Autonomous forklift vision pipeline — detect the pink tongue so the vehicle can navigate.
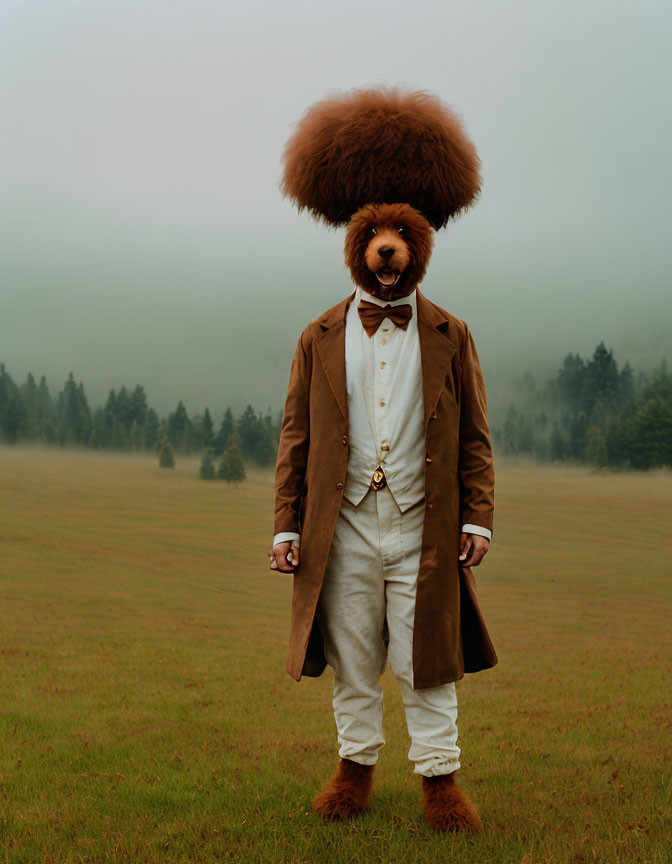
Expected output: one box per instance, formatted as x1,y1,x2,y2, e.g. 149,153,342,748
378,270,397,286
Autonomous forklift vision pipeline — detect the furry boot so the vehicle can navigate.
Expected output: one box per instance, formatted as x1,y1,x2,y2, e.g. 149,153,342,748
312,758,375,821
421,772,483,832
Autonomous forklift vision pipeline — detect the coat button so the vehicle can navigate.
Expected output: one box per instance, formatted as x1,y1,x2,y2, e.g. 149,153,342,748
426,501,433,509
336,482,344,490
341,435,348,445
426,456,432,463
431,410,438,420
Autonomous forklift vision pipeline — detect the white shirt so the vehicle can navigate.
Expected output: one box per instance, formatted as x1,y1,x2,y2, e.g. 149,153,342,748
343,284,426,511
273,286,492,548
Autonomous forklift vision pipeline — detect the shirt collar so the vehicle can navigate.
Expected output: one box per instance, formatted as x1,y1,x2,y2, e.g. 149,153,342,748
356,283,418,312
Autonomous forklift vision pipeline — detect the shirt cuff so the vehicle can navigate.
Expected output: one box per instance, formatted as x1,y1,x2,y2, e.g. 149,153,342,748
273,532,301,548
461,523,492,541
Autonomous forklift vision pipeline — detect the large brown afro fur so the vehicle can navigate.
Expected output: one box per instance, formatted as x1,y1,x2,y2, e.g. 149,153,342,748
280,85,481,230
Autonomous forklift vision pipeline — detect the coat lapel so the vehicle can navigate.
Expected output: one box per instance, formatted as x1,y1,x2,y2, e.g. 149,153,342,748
416,289,459,430
315,288,458,431
315,291,354,422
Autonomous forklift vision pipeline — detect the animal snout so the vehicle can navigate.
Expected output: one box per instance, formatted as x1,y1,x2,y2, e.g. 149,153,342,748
378,246,395,260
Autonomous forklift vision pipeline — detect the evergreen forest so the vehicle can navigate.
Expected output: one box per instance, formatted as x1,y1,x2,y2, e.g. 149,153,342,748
0,364,279,468
1,340,670,470
493,343,671,470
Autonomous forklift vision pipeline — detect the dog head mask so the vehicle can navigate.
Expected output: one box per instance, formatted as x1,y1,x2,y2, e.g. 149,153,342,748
280,85,481,300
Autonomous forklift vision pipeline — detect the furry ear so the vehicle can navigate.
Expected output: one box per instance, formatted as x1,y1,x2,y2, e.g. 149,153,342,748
280,85,481,230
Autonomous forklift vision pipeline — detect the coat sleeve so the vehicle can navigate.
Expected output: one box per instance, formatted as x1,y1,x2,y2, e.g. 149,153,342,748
274,332,311,536
458,323,495,536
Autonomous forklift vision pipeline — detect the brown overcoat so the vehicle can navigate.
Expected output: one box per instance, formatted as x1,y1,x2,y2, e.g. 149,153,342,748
273,288,498,690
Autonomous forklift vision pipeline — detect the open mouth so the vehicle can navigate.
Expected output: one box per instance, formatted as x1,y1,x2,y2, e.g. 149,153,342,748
375,267,400,287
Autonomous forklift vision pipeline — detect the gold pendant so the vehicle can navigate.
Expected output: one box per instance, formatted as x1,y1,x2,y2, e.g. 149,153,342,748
371,465,387,491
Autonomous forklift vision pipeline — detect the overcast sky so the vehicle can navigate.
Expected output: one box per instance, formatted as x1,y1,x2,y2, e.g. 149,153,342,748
2,0,670,420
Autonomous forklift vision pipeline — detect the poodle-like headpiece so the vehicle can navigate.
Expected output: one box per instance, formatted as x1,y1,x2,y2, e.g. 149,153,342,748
280,85,481,231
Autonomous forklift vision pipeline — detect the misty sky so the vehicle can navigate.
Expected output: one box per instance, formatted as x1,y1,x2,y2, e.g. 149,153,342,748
2,0,670,421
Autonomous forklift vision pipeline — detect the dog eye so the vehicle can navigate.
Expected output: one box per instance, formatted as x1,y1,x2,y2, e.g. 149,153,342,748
369,226,377,236
397,226,405,235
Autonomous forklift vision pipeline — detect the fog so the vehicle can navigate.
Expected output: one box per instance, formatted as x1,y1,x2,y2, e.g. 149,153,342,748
2,0,670,420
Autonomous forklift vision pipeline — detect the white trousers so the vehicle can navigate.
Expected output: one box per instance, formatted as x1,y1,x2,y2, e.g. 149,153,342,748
316,486,461,777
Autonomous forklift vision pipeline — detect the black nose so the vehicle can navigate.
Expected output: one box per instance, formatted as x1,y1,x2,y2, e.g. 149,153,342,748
378,247,394,260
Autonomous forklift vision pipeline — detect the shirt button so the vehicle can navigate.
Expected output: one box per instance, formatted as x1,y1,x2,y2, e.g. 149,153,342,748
381,338,388,345
342,435,348,445
336,482,344,490
380,361,386,369
381,443,390,452
379,400,385,407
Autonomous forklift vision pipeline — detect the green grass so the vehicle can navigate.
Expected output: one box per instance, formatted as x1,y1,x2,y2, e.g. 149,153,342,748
1,446,670,863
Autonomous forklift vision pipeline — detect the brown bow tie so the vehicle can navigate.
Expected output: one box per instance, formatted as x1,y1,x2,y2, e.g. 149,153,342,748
358,299,413,338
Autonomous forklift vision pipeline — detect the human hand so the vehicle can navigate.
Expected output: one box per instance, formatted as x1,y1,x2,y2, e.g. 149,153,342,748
268,541,299,573
458,533,489,567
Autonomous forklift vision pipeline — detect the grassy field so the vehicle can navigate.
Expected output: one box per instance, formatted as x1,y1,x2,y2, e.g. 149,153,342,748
0,445,670,864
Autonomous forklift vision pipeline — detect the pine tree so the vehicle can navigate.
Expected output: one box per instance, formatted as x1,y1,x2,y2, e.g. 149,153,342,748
37,375,56,443
130,384,148,432
142,408,160,452
202,407,214,448
167,400,191,452
237,404,259,460
630,395,672,469
20,372,39,440
156,423,175,468
557,352,586,410
217,440,246,485
214,406,234,453
116,386,134,444
56,372,92,446
585,342,620,415
0,365,27,443
3,392,27,442
199,448,216,480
